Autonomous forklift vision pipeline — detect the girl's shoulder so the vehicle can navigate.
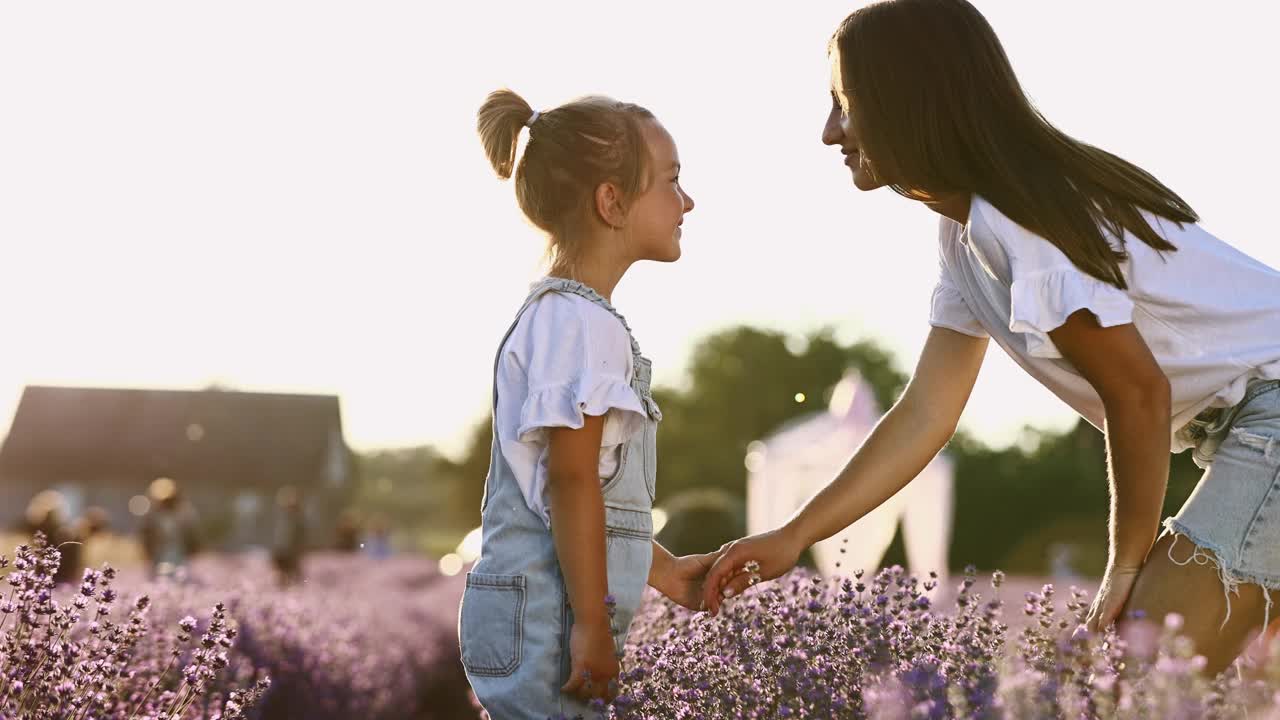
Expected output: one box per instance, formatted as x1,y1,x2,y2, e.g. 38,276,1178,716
522,289,631,340
506,288,636,368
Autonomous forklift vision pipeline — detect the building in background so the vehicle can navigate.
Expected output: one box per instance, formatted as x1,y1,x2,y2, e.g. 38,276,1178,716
0,386,356,551
747,371,954,585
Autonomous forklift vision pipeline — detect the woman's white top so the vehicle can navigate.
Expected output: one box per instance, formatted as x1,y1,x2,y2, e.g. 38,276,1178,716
930,194,1280,452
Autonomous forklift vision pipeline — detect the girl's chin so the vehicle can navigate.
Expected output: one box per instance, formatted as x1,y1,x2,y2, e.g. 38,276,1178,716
656,240,682,263
637,232,683,263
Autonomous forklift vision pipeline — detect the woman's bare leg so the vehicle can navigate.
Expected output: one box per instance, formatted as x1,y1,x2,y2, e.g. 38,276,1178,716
1121,533,1273,676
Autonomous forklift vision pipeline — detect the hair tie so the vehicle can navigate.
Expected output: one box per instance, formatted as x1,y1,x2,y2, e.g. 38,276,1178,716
525,110,541,128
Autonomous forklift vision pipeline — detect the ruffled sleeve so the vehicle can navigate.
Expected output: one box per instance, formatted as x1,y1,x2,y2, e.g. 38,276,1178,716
971,197,1137,359
512,293,646,447
929,221,989,338
1008,268,1136,359
930,282,989,338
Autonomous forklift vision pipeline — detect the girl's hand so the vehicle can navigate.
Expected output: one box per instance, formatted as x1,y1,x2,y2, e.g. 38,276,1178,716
1086,562,1143,632
655,551,722,611
561,615,620,702
701,528,805,615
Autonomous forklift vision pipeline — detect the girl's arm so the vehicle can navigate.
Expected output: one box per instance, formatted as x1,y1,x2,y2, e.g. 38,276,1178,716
546,414,618,701
649,540,721,610
704,326,989,613
649,541,676,592
1047,309,1170,630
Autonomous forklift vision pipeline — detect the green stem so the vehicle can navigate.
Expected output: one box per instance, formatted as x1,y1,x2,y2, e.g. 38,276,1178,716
128,652,178,720
13,625,69,717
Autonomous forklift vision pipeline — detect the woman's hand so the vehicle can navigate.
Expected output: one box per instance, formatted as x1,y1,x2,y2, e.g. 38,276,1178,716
1086,562,1143,632
700,528,806,615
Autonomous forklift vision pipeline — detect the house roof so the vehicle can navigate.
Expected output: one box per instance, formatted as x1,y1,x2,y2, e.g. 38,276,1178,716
0,386,349,489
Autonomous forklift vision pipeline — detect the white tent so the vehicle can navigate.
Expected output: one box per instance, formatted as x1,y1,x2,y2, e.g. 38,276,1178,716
746,371,954,583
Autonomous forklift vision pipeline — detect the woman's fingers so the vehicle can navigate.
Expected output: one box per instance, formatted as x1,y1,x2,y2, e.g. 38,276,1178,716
720,569,755,603
702,546,742,614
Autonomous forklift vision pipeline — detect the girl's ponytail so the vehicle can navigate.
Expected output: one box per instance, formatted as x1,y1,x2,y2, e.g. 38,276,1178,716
477,89,535,180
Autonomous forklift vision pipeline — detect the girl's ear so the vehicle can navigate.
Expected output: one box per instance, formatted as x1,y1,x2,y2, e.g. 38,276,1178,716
593,181,627,229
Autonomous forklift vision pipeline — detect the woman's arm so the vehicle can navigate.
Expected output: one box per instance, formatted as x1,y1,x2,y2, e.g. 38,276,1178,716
1047,309,1170,630
784,326,989,548
704,326,989,613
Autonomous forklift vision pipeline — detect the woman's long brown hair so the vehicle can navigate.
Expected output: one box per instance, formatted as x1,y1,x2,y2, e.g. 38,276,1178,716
832,0,1197,289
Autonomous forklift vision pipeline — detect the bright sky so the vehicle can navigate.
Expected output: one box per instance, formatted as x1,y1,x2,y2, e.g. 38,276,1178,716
2,1,1276,458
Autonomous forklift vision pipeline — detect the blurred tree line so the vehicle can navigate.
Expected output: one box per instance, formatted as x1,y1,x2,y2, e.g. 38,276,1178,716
358,325,1203,577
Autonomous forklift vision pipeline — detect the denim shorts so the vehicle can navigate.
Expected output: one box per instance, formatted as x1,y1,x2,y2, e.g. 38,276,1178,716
1163,378,1280,627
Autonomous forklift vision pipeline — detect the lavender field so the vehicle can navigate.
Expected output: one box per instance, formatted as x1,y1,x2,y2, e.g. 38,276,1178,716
608,568,1280,719
8,534,1280,720
0,535,474,719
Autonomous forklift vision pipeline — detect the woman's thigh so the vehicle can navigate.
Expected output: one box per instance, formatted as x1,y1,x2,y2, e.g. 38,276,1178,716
1123,533,1272,676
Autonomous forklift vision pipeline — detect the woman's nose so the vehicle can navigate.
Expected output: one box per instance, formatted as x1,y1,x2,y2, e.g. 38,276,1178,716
822,110,843,146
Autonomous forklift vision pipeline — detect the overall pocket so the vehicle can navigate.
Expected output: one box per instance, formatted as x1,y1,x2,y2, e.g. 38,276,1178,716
459,573,526,677
642,420,657,503
604,529,652,656
639,385,661,504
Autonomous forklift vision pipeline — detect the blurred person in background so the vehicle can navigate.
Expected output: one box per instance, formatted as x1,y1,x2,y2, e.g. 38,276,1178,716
363,513,393,559
271,485,308,586
24,489,79,584
139,477,201,579
334,508,361,552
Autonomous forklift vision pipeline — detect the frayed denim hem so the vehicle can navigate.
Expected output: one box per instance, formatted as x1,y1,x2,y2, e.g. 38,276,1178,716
1161,518,1280,633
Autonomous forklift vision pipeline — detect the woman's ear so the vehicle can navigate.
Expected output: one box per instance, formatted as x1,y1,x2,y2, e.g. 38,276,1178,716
593,182,627,229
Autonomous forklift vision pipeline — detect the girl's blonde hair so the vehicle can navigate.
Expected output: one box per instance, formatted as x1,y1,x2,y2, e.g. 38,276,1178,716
477,89,656,275
832,0,1196,290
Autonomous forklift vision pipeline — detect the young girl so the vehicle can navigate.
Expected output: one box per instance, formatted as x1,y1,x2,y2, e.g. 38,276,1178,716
460,90,709,718
704,0,1280,676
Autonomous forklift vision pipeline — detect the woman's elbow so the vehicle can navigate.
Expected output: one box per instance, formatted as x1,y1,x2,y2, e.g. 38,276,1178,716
1105,372,1171,417
892,394,962,449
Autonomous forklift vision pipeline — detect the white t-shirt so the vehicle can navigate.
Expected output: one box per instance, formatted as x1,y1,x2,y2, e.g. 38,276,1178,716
494,289,647,527
931,194,1280,452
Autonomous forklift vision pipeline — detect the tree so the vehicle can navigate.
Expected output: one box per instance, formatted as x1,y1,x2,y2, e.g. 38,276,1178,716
652,326,908,503
445,416,493,526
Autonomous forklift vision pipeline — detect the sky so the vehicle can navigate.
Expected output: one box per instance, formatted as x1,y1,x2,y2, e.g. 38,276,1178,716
1,1,1277,459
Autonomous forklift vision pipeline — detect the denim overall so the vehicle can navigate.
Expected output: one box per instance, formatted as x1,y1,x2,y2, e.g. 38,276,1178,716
459,278,661,720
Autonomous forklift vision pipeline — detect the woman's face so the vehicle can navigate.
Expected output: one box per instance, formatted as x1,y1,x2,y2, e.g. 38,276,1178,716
822,48,887,192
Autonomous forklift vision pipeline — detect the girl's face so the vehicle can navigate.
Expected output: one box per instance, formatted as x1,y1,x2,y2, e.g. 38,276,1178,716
626,121,695,262
822,48,887,192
